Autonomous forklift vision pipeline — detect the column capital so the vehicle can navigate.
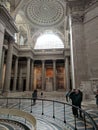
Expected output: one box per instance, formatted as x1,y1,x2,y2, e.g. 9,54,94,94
8,36,15,43
65,55,70,59
26,57,30,60
42,60,45,63
16,56,18,59
31,59,34,62
67,0,84,12
71,13,84,24
53,59,56,62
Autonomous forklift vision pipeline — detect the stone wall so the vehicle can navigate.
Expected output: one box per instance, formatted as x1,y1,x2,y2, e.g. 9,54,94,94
84,4,98,79
80,81,94,100
70,1,98,88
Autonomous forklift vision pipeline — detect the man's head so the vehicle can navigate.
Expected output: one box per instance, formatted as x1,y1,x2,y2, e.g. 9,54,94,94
75,89,79,94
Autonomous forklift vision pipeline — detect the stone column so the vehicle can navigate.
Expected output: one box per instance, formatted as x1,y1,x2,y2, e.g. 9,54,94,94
42,60,45,90
68,4,87,88
3,37,14,92
65,56,70,91
13,57,18,91
30,60,34,91
0,47,5,90
19,65,22,91
26,57,30,91
53,60,56,91
0,23,5,89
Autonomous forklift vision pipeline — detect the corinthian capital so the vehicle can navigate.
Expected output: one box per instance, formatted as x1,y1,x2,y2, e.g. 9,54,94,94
71,13,84,24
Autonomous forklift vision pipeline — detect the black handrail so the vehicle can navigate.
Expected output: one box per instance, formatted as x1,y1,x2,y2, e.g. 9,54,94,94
0,97,97,130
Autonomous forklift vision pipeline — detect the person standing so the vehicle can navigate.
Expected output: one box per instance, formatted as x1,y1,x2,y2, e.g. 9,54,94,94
69,89,78,117
32,89,37,104
75,89,83,118
41,91,43,98
95,90,98,108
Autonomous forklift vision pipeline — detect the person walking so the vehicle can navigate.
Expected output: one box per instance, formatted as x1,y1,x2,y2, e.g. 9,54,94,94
69,89,83,118
75,89,83,118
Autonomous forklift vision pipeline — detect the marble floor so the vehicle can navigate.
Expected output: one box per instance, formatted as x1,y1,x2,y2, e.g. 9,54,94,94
32,102,98,130
0,92,98,130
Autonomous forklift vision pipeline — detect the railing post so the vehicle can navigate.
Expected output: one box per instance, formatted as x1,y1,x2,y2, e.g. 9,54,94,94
42,99,44,115
53,101,55,118
30,98,32,113
84,113,87,130
64,104,66,123
74,115,77,130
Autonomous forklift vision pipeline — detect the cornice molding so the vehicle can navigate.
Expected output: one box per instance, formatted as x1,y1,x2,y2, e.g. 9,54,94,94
0,4,18,38
85,0,98,13
85,0,98,9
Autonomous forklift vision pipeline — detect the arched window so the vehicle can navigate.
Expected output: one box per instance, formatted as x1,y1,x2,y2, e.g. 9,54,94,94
34,33,64,49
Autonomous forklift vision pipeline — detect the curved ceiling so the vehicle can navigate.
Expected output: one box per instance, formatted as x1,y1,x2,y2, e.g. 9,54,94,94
22,0,65,28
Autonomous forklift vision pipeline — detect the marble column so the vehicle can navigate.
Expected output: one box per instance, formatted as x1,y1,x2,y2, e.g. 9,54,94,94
13,57,18,91
26,58,30,91
30,60,34,91
53,60,56,91
0,23,5,89
3,37,14,92
42,60,45,90
65,56,70,91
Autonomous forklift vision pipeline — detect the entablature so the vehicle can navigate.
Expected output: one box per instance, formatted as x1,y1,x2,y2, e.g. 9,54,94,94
0,5,18,37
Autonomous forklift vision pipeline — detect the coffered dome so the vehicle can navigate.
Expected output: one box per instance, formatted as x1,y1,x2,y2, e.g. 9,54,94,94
23,0,65,27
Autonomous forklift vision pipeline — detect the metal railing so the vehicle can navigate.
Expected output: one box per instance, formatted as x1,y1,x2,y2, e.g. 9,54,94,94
0,97,97,130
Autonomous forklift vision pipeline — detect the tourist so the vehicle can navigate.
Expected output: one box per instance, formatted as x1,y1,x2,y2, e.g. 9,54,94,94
69,89,83,118
95,90,98,108
32,89,37,104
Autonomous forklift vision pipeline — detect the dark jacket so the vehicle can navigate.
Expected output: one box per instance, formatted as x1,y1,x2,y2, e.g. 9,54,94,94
32,90,37,99
69,91,83,106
